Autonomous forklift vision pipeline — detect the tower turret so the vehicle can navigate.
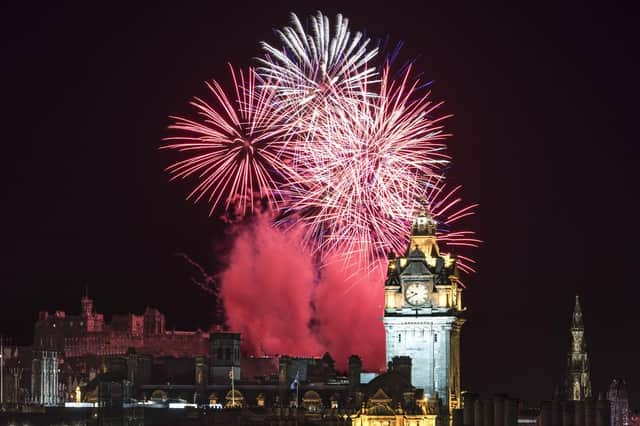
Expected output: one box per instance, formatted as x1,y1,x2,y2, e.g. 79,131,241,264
412,207,437,236
564,295,592,401
80,287,93,317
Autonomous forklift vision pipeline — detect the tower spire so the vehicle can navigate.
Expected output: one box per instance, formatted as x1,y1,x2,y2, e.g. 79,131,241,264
564,294,592,400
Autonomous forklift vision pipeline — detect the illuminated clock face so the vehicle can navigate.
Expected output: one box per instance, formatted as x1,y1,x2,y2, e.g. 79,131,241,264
405,283,429,306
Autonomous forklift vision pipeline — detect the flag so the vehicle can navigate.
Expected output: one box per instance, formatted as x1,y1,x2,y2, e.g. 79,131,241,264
289,370,300,391
229,369,234,380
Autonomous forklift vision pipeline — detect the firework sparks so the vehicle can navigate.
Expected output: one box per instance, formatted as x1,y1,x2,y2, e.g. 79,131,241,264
163,11,480,275
280,65,452,265
257,11,379,114
421,182,481,274
162,66,295,217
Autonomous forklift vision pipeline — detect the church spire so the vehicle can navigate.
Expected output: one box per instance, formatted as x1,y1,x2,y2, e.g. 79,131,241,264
564,294,592,401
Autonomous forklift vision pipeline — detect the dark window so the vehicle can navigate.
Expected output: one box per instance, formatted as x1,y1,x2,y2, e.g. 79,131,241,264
398,333,401,343
217,347,223,360
434,333,438,342
225,348,231,360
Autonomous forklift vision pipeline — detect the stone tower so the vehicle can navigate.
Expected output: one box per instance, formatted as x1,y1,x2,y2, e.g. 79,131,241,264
564,295,592,401
209,332,241,384
383,208,465,411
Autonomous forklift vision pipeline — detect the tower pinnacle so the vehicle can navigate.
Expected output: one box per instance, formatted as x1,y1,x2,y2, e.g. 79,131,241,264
564,294,592,400
411,206,437,236
572,294,583,329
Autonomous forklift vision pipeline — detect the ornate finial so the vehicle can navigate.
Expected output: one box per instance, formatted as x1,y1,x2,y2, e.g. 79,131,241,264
572,294,583,328
412,204,436,236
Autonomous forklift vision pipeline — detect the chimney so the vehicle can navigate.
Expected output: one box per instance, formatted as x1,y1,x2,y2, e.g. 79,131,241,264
391,356,412,383
348,355,362,388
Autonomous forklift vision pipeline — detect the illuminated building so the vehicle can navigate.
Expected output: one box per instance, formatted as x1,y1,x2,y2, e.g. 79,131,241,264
608,379,629,426
30,350,59,406
563,295,592,401
383,208,465,411
34,292,209,359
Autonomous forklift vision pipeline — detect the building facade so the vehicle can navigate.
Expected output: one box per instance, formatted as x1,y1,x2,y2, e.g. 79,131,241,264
34,293,208,359
383,209,465,411
608,378,629,426
31,350,59,406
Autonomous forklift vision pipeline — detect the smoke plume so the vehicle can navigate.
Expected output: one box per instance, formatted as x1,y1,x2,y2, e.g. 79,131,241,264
219,216,386,371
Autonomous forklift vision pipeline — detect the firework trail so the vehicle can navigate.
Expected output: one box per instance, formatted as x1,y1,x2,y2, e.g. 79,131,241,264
175,252,218,294
421,181,481,274
257,11,379,115
162,65,295,217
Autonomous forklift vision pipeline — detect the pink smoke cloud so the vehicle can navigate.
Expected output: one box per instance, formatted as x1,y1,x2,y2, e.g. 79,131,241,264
220,216,322,357
219,216,386,371
312,257,386,371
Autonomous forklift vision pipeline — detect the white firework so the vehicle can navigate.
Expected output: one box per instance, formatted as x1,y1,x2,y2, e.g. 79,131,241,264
282,65,451,265
257,11,379,113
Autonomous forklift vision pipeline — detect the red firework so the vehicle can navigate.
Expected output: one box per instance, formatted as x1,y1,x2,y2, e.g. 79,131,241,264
423,181,481,274
162,65,295,217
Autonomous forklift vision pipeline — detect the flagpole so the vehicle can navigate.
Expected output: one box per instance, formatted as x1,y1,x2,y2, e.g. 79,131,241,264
231,369,235,407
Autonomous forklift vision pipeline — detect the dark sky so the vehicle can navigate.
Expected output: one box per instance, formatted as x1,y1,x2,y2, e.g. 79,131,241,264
1,2,638,406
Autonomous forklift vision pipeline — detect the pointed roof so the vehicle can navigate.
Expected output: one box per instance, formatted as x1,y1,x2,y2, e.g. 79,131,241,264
401,258,431,277
572,294,583,329
369,388,392,403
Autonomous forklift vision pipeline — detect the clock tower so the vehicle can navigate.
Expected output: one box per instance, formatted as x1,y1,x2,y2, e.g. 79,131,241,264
383,208,465,412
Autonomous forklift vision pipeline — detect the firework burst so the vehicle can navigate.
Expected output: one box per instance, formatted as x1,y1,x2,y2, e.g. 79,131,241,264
162,66,295,217
257,11,379,115
281,65,451,265
163,11,480,275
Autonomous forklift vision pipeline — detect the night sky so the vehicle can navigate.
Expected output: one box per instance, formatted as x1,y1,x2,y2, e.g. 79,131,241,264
1,2,638,406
